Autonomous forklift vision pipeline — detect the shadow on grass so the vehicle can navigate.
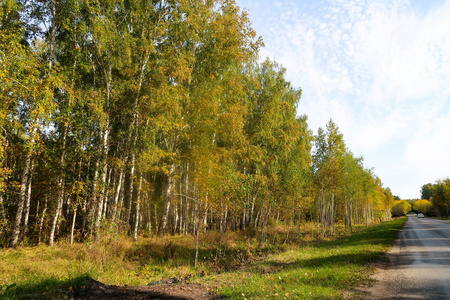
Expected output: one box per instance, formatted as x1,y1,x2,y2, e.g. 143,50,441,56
247,218,406,275
0,274,91,300
314,218,406,249
124,234,284,272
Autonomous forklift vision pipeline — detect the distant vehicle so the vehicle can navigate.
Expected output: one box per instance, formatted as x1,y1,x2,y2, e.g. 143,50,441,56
418,213,425,218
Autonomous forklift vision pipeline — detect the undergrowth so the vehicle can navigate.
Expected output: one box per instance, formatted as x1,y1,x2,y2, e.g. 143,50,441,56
0,219,406,299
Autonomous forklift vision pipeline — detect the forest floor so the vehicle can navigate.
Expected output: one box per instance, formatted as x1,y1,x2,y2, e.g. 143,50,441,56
0,219,406,299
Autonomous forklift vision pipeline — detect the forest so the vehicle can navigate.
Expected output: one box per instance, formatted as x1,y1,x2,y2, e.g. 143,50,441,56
0,0,395,250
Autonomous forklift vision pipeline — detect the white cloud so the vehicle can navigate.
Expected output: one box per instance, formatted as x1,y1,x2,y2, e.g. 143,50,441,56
406,116,450,168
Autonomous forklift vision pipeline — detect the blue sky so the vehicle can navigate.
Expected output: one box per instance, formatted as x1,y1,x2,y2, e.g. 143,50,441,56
235,0,450,199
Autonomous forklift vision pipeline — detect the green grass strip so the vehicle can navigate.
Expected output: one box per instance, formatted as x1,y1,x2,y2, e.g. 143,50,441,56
203,218,406,299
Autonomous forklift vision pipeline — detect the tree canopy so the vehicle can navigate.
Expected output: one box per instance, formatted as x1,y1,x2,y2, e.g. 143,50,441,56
0,0,394,248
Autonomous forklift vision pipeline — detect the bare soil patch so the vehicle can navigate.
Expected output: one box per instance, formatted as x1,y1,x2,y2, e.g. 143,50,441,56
74,278,219,300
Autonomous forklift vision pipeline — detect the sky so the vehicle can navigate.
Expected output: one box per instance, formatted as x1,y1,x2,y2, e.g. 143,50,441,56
235,0,450,199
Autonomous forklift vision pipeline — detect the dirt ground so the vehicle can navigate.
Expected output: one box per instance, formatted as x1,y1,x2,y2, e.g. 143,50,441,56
74,278,220,300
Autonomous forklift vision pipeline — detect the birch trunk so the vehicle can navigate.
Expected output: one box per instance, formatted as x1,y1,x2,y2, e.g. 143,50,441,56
0,193,5,228
349,198,353,232
258,206,271,248
95,118,110,234
133,174,143,242
111,162,125,223
219,202,227,249
126,152,135,226
102,168,112,219
49,124,68,246
158,163,175,235
10,129,36,247
330,192,335,236
70,205,77,245
194,194,200,268
38,196,48,245
22,157,34,237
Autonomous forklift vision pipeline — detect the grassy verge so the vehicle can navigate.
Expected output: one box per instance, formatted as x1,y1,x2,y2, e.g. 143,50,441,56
200,218,406,299
0,219,405,299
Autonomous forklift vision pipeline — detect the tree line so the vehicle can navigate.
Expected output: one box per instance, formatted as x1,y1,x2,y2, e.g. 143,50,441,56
0,0,394,249
420,179,450,217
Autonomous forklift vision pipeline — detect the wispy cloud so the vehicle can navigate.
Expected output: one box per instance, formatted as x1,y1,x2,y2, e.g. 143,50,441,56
237,0,450,198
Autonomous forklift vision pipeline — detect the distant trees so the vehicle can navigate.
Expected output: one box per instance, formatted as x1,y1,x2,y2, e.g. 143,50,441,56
311,120,393,236
421,183,434,200
391,200,411,217
420,179,450,217
1,0,393,248
413,199,432,215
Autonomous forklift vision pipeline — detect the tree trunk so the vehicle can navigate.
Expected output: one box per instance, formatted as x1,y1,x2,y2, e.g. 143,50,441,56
48,0,56,70
133,174,143,242
0,193,5,229
10,142,34,247
219,202,226,249
330,192,335,236
194,195,200,268
320,187,326,238
173,203,179,235
49,184,64,247
184,163,190,235
102,168,112,219
49,124,68,246
70,205,77,245
349,198,353,232
258,206,271,248
178,181,183,234
111,162,125,223
22,157,35,237
38,196,48,245
95,119,110,235
126,152,136,227
158,163,175,235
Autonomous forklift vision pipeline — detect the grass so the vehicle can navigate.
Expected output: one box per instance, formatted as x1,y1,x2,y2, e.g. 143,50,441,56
199,218,406,299
0,218,406,299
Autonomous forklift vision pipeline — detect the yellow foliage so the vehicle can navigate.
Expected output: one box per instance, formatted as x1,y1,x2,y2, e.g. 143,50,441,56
413,199,432,214
391,200,411,217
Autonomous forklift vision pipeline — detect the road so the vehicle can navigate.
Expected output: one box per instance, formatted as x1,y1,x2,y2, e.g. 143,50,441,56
365,216,450,299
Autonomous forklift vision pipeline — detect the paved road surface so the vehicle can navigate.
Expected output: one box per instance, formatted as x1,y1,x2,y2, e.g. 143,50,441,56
366,216,450,299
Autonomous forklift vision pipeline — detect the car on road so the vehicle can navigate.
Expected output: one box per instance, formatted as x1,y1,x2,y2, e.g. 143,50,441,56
417,213,424,218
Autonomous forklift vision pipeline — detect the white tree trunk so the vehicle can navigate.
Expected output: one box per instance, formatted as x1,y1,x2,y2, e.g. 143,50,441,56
133,174,143,242
22,158,34,237
159,163,175,235
10,131,35,248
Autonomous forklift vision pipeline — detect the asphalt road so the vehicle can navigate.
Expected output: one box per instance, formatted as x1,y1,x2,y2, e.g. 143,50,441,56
367,216,450,299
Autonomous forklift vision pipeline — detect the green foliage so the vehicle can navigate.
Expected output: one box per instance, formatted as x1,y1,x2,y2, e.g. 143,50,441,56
421,183,434,200
1,0,392,250
419,178,450,217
